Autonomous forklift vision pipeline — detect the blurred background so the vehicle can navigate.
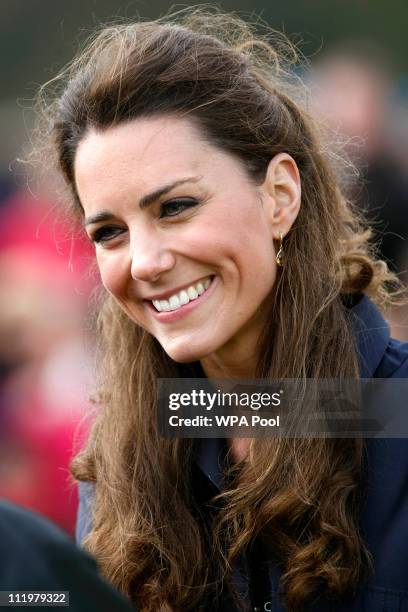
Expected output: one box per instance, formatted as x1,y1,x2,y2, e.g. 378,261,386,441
1,0,407,535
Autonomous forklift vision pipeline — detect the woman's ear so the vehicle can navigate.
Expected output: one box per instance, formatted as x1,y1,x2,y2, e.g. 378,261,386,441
260,153,301,237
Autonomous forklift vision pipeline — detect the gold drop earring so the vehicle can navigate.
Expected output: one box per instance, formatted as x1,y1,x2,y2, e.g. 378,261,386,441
275,231,284,267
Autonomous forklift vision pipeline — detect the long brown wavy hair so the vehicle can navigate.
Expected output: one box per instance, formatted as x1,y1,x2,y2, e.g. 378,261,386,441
30,7,405,611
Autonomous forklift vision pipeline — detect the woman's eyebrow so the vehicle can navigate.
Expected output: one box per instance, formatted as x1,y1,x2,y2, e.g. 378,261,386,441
84,175,202,226
84,211,115,226
139,176,201,209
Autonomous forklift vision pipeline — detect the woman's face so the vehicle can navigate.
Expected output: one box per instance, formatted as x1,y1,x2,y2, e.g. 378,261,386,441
75,115,296,366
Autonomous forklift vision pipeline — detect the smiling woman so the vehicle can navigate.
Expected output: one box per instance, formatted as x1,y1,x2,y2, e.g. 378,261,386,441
30,7,408,612
74,116,297,368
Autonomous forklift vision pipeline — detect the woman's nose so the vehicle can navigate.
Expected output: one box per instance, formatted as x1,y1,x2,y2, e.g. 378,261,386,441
130,235,176,282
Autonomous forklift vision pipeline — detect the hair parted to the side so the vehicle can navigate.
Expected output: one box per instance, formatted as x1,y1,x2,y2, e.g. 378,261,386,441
29,6,406,611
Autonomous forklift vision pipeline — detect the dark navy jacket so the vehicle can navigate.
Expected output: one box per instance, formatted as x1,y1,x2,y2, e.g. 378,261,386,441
0,500,133,611
77,294,408,611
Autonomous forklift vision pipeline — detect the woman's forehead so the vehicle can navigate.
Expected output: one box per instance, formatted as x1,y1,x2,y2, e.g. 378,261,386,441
76,115,208,170
74,115,212,209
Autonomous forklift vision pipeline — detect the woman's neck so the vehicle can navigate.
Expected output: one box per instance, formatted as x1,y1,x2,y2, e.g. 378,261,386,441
200,325,261,380
200,351,257,379
200,337,257,463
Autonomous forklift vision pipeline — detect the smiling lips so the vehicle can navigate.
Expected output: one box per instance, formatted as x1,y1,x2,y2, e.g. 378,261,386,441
150,276,212,312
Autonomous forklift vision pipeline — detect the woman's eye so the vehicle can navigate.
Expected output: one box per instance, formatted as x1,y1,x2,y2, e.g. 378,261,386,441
91,226,124,244
159,198,198,218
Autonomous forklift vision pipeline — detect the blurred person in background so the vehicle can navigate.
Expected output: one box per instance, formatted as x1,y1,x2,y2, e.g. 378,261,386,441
310,43,408,338
0,191,95,533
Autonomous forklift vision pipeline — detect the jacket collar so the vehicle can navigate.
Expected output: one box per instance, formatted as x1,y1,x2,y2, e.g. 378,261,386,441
195,294,390,489
347,293,390,378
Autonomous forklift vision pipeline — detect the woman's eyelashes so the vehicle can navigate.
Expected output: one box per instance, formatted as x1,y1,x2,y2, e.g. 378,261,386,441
159,197,199,218
90,198,200,244
91,225,124,244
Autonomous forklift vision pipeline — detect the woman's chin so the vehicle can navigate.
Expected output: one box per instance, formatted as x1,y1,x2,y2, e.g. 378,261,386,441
165,348,207,365
161,339,214,365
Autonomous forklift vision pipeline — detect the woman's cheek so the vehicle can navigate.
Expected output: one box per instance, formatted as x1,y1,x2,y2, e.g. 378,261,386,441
96,251,129,298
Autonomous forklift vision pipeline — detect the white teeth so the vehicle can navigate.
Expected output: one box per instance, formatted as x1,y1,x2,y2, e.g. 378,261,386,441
169,295,180,310
179,290,189,305
187,286,198,300
160,300,171,312
151,276,213,312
